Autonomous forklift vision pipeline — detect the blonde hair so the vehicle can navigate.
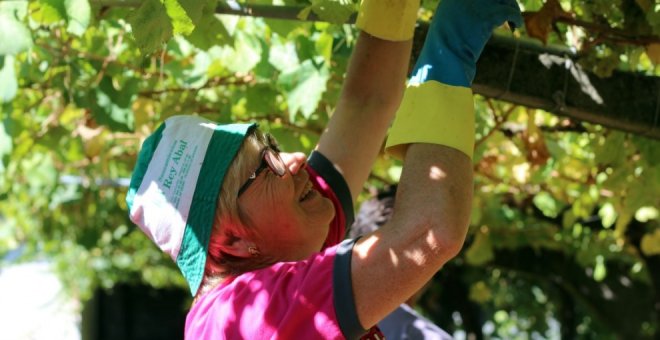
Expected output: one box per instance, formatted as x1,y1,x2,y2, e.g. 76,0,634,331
197,130,275,296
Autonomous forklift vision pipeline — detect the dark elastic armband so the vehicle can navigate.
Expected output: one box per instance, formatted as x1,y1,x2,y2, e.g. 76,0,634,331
308,151,355,226
333,237,366,339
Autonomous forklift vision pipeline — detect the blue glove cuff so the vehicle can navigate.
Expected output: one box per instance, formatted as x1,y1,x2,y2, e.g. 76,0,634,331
411,0,523,88
410,36,474,87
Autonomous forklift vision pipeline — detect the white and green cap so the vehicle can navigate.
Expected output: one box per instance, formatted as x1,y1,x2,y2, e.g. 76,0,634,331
126,115,256,296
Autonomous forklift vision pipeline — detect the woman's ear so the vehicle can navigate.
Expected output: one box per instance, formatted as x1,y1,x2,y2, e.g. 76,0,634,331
217,232,258,258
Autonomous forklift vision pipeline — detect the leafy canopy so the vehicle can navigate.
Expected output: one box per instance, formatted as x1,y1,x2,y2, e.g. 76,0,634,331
1,0,658,338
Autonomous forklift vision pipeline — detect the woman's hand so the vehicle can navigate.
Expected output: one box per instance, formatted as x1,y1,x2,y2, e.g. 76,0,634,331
412,0,523,87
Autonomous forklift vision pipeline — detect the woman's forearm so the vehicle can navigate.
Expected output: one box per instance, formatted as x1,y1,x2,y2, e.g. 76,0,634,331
316,33,412,200
351,143,473,328
392,143,473,259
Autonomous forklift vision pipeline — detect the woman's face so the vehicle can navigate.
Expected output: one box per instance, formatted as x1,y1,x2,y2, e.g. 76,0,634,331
237,140,335,262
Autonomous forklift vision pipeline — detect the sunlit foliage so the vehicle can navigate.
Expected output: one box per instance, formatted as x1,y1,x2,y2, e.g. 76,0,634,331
0,0,658,338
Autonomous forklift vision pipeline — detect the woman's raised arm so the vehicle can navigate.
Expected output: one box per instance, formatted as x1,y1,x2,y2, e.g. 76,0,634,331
315,1,418,202
349,0,524,329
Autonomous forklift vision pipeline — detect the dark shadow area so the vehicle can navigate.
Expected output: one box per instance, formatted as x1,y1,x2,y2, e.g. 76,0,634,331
82,284,189,340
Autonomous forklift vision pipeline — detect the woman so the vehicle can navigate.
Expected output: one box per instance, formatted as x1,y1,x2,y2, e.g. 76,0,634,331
126,0,522,338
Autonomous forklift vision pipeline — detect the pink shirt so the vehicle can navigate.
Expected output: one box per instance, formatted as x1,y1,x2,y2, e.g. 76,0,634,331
185,152,383,339
186,244,345,339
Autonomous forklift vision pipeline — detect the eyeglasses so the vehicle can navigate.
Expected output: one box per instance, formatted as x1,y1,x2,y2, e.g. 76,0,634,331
237,134,287,197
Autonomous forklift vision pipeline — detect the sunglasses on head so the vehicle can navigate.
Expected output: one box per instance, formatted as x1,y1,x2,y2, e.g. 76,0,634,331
237,134,287,198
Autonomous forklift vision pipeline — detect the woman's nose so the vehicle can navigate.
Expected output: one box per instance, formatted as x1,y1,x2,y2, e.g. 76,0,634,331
281,152,307,175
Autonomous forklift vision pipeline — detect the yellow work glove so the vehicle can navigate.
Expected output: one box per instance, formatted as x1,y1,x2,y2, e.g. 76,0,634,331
386,83,475,159
356,0,420,41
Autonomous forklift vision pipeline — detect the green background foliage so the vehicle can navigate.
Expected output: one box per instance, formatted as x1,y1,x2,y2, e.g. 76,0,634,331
1,0,659,338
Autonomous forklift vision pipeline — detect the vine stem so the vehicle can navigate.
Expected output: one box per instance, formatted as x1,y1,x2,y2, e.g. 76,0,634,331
91,0,660,47
555,16,660,46
138,75,253,97
474,99,517,148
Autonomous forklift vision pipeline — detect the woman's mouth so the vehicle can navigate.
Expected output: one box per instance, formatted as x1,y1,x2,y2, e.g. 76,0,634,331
299,181,314,202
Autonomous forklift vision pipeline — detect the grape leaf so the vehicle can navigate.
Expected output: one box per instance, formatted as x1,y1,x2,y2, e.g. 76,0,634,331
83,77,137,132
297,6,313,21
0,56,17,102
32,0,66,24
523,0,573,44
595,131,626,166
269,126,309,154
265,19,300,38
465,231,494,266
633,135,660,166
31,0,89,35
162,0,204,36
0,115,11,174
128,0,173,54
225,31,262,73
640,229,660,256
269,39,300,72
186,12,232,50
0,1,28,19
533,191,560,218
277,59,329,121
246,84,277,114
0,13,32,55
315,31,334,64
310,0,355,25
64,0,90,36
